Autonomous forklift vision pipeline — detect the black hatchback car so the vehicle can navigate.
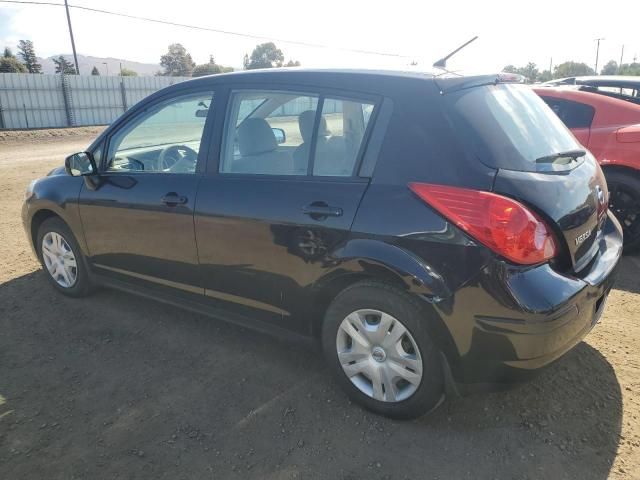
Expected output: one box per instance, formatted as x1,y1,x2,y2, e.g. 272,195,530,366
23,69,623,418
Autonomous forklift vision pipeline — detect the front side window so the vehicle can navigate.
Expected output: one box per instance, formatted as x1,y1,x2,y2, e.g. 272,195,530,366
220,90,319,175
312,98,374,176
106,91,213,174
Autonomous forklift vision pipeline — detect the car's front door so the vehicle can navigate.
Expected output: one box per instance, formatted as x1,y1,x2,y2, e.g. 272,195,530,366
194,88,377,334
79,89,215,296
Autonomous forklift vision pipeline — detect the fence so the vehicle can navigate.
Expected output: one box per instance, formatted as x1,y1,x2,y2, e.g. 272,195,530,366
0,73,191,130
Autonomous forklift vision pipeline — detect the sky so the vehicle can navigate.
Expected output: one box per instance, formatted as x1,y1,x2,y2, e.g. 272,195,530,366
1,0,639,74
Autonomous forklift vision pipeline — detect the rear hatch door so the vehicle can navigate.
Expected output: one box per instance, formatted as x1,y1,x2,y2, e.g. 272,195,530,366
438,78,607,271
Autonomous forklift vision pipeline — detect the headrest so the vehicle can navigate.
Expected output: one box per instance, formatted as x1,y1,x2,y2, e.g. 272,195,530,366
298,110,329,143
238,118,277,156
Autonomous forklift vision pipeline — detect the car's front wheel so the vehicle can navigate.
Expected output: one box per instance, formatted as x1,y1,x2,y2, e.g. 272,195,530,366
37,217,92,297
322,281,444,419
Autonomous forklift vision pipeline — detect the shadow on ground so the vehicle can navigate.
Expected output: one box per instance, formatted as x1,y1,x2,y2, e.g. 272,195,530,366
0,271,622,480
614,253,640,294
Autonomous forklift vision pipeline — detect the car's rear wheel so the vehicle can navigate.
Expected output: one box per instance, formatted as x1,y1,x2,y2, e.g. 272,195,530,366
322,281,444,419
605,170,640,253
37,217,92,297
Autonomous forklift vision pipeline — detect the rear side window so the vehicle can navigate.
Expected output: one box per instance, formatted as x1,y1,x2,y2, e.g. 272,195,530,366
443,84,583,172
313,98,374,177
540,96,595,129
220,89,375,177
220,90,319,175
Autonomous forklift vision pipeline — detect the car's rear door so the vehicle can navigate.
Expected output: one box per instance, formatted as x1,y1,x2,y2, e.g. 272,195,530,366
194,86,378,334
79,88,215,297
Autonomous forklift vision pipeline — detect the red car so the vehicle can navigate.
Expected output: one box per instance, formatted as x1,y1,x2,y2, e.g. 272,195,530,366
534,78,640,251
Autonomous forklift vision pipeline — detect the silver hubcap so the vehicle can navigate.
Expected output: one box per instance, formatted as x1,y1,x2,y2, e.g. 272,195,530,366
336,309,423,403
41,231,77,288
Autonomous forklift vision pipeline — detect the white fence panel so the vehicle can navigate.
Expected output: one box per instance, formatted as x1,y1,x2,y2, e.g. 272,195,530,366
123,76,190,109
67,75,124,126
0,73,67,129
0,73,191,129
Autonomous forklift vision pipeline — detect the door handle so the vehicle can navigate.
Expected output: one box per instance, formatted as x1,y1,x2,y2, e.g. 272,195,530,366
302,202,343,220
161,192,188,206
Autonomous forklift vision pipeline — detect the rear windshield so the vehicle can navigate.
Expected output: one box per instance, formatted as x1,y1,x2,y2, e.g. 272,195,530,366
443,83,583,172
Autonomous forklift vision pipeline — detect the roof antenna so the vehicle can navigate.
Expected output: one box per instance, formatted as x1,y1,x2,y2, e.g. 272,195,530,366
433,36,479,69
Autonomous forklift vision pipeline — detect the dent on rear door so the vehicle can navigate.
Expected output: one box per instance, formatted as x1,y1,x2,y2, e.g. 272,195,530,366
194,176,368,335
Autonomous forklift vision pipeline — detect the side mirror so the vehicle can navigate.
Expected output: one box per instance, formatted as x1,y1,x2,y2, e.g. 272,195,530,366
272,127,286,144
65,152,97,177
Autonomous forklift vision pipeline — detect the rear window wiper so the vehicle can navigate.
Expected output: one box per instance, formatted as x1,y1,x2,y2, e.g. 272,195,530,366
535,149,586,165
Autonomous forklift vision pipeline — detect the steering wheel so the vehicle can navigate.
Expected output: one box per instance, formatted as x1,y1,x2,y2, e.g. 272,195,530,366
157,145,198,173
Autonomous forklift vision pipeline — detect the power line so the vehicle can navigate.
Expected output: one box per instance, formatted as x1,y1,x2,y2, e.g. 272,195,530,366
0,0,413,59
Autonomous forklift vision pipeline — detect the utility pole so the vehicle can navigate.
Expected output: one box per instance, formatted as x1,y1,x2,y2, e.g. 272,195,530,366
594,37,605,75
618,45,624,73
102,62,109,76
64,0,80,75
119,62,123,76
549,57,553,75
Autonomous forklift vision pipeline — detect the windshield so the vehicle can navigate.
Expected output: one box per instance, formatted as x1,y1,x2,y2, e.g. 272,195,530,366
443,83,583,172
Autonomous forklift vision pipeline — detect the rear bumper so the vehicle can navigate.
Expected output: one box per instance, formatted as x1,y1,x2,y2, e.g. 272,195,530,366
436,211,623,389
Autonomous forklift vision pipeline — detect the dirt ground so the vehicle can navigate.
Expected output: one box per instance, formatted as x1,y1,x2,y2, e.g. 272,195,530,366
1,131,639,480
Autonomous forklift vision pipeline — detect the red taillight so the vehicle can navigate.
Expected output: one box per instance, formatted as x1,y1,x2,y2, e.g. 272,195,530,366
409,183,558,265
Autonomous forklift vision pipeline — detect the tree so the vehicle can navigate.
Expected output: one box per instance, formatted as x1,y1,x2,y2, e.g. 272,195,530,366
244,42,284,69
501,63,538,82
192,55,234,77
619,62,640,76
601,60,618,75
553,61,594,78
160,43,195,76
0,56,27,72
193,55,223,77
120,68,138,77
17,40,42,73
91,66,100,75
284,60,301,67
53,55,76,74
0,47,27,72
538,69,553,82
519,62,539,83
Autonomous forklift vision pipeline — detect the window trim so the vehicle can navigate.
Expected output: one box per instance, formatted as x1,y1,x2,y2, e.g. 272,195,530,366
214,84,382,181
100,87,216,175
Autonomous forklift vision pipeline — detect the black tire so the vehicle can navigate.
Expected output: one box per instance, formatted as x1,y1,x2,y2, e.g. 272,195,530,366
321,281,444,419
605,169,640,253
36,217,92,297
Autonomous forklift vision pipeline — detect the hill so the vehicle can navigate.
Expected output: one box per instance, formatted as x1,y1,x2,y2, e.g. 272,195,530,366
40,54,161,76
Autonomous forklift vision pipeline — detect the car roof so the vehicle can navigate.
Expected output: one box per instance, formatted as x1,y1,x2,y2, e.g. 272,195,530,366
177,68,519,99
541,76,640,89
574,76,640,89
157,68,444,99
205,67,438,79
183,68,436,92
